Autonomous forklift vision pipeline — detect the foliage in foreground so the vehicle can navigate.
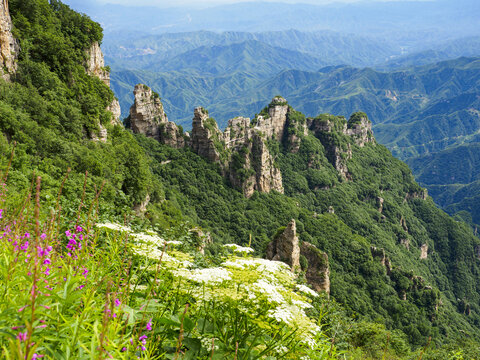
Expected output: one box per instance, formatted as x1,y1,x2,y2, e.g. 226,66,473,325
0,174,340,359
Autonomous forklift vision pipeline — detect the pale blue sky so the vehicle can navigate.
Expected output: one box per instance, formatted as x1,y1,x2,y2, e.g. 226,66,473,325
78,0,427,6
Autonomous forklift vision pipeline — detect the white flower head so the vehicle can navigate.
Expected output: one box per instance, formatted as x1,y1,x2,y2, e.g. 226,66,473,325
223,244,254,253
96,222,132,233
296,284,319,297
176,267,232,284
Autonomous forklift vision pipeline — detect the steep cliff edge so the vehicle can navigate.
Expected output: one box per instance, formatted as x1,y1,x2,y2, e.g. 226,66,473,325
128,84,185,148
0,0,18,81
85,41,122,134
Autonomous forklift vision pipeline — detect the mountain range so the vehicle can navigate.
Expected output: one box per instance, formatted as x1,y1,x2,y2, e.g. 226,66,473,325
108,33,480,231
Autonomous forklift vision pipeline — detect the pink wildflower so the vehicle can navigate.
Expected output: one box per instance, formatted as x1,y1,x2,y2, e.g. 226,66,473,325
16,332,27,341
146,319,152,331
114,298,121,307
40,233,47,240
76,225,83,233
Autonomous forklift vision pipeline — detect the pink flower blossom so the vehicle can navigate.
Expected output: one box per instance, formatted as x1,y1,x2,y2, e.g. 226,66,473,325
146,319,152,331
114,298,121,307
40,233,47,240
16,332,27,341
76,225,83,233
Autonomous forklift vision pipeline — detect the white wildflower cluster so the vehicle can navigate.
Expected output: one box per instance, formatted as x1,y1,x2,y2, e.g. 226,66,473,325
176,267,232,284
292,299,313,309
223,257,291,277
223,244,254,253
131,232,165,246
200,337,219,351
133,245,178,263
267,305,294,323
249,279,286,304
96,222,132,233
166,240,182,246
296,284,319,298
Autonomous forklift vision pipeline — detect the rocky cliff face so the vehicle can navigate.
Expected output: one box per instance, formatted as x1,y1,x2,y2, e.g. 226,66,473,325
129,84,184,148
0,0,19,81
267,219,330,294
85,41,122,141
127,94,379,197
254,96,289,141
266,220,301,271
307,112,374,180
190,107,223,162
106,98,122,125
190,101,284,198
86,42,110,86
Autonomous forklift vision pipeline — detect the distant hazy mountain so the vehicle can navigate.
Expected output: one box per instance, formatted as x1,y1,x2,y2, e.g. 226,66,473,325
104,30,399,70
378,36,480,70
64,0,480,48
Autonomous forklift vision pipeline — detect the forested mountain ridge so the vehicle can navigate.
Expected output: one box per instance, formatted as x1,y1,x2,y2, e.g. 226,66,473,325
1,0,480,358
124,81,480,353
110,55,480,230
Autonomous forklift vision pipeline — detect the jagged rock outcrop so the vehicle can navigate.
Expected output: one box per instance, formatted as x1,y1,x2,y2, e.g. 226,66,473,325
129,84,184,148
190,107,223,162
377,196,384,213
399,237,410,250
86,42,110,86
0,0,19,81
90,124,108,143
405,189,428,201
420,244,428,259
267,219,330,294
266,220,301,271
301,242,330,294
307,112,374,180
190,101,284,197
254,96,289,141
345,112,374,147
85,41,122,142
400,216,409,232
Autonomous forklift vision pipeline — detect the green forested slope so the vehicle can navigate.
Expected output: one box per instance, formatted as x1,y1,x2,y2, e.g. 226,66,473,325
1,1,480,358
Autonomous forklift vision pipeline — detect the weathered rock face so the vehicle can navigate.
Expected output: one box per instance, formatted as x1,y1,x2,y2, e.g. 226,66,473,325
301,242,330,294
129,84,184,148
0,0,19,81
255,96,289,141
377,196,384,213
420,244,428,259
190,107,223,162
86,42,110,86
106,98,122,125
266,220,301,271
85,41,123,142
190,101,284,197
266,219,330,294
345,112,374,147
307,112,375,180
90,124,108,143
405,189,428,201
